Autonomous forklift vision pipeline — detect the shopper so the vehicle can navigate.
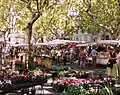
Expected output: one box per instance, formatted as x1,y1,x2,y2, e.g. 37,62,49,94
80,49,87,69
56,49,61,65
116,49,120,78
91,46,97,68
70,48,75,64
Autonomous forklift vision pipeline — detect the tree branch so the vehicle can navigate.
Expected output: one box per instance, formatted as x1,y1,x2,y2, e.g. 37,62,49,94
21,0,28,3
35,0,40,13
48,27,57,35
85,2,91,12
27,1,34,14
84,0,95,21
118,0,120,6
32,13,41,23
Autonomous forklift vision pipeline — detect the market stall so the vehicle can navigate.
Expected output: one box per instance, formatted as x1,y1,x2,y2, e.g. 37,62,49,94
76,40,120,65
96,40,119,45
34,54,52,68
0,73,47,94
47,39,80,45
96,40,120,65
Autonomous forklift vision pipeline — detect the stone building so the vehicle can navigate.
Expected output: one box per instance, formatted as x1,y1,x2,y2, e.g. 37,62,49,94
73,31,93,42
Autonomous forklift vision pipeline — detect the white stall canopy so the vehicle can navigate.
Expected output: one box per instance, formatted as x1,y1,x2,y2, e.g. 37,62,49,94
47,39,80,45
97,40,119,45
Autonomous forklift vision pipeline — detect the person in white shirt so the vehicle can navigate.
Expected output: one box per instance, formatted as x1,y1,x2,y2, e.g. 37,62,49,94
51,49,55,57
116,50,120,64
70,48,75,64
56,49,61,65
116,50,120,78
51,48,56,64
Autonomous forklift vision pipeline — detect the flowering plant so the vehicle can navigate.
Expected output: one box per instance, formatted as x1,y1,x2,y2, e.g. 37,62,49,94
52,81,65,92
10,74,47,85
52,77,104,93
10,74,30,84
0,80,12,90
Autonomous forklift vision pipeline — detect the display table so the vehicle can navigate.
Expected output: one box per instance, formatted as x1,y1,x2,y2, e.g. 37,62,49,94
86,57,108,65
97,58,108,65
18,53,28,63
0,76,47,94
34,55,52,68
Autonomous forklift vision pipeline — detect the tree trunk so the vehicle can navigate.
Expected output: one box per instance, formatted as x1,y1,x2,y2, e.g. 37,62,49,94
110,30,120,40
27,23,34,70
55,33,60,39
41,37,44,43
3,33,6,64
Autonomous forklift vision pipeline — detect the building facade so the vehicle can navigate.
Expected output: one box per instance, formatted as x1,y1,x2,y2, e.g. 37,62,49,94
73,31,93,42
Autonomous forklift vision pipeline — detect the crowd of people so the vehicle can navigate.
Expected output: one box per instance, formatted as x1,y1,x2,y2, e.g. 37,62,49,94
1,44,120,79
8,45,89,67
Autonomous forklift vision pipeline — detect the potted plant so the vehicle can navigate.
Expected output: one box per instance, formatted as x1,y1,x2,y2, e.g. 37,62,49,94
53,82,65,92
67,85,86,95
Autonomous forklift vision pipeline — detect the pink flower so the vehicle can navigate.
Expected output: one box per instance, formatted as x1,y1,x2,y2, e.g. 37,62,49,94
56,82,61,86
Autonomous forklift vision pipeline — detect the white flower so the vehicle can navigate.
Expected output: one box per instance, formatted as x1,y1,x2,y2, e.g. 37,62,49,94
0,80,3,85
5,80,12,84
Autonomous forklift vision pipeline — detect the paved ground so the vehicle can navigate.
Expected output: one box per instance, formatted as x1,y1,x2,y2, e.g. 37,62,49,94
7,80,66,95
6,63,106,95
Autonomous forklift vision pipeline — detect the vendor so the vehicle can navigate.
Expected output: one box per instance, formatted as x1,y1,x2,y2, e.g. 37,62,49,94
106,47,118,79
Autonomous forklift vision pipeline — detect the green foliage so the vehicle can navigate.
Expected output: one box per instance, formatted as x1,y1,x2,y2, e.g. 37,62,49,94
51,65,70,71
0,0,119,40
0,0,11,28
82,0,120,38
112,88,120,95
53,83,65,92
67,85,86,95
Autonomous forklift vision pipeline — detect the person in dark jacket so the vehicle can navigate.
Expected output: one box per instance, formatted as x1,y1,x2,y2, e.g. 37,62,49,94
106,47,118,79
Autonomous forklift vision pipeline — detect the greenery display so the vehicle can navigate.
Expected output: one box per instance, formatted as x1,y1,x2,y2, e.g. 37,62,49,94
10,75,47,85
52,75,120,95
0,0,120,69
51,65,70,71
0,74,47,93
52,82,65,92
52,70,89,78
67,85,86,95
0,83,13,90
64,70,89,78
15,64,23,74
